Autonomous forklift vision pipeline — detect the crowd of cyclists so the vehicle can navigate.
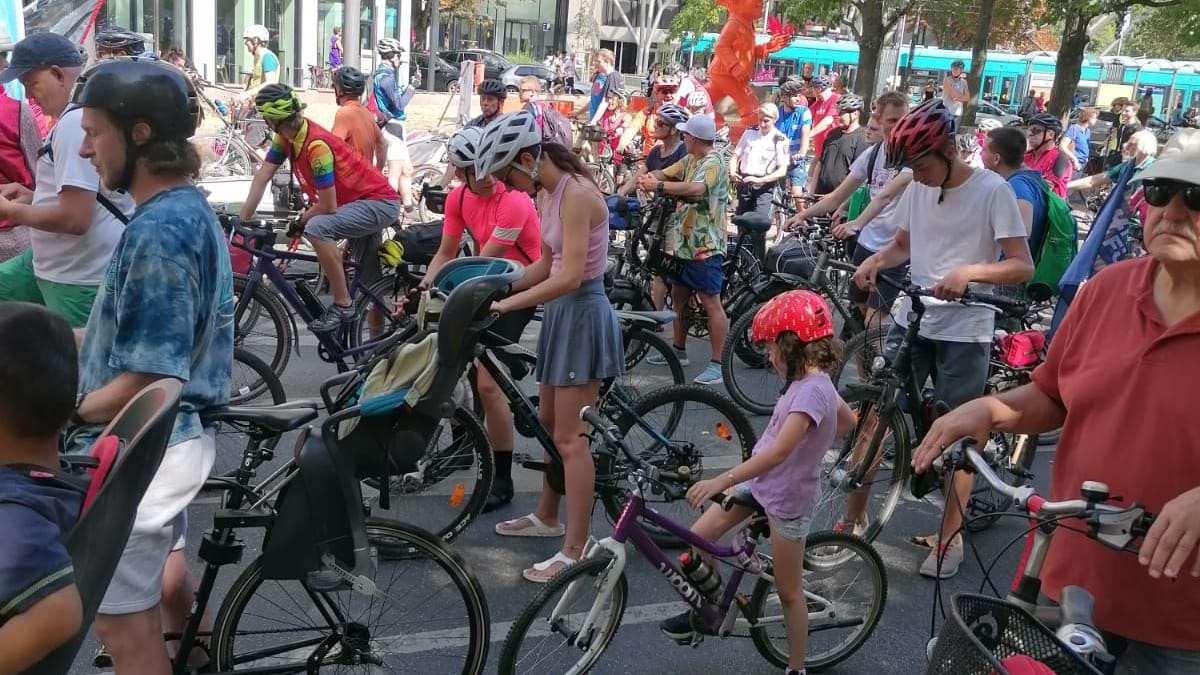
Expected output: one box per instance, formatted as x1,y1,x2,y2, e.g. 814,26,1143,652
0,24,1198,675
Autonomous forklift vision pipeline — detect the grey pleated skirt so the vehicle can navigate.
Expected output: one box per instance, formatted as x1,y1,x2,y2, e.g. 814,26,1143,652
535,278,626,387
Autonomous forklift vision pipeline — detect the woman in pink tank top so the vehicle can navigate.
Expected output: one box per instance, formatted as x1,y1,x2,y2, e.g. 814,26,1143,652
475,111,624,583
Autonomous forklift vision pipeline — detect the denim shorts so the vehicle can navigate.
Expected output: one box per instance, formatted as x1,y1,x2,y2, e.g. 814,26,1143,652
730,482,812,542
786,162,808,187
666,255,724,296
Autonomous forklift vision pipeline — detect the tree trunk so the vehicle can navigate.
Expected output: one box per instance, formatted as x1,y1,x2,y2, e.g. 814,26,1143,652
1049,9,1090,119
960,0,995,128
413,0,432,51
855,0,885,100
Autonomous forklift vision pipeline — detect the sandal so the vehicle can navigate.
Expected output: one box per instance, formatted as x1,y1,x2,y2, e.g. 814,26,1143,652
495,513,565,538
522,551,579,583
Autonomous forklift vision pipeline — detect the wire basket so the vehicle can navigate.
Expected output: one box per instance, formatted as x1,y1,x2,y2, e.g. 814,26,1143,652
581,125,606,142
925,594,1103,675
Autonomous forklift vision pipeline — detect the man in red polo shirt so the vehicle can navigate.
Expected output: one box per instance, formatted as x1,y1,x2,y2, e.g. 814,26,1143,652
914,128,1200,673
805,74,840,195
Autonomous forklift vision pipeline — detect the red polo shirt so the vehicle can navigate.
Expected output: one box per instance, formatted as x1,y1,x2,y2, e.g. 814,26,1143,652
1032,255,1200,650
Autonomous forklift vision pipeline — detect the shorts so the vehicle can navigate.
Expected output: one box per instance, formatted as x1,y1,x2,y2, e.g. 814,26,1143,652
99,430,216,615
305,198,401,241
0,248,99,327
382,121,412,165
787,162,808,188
665,255,724,296
845,243,906,310
729,482,812,542
882,323,990,409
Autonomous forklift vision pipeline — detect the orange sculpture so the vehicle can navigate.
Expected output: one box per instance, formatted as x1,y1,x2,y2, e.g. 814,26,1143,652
706,1,791,130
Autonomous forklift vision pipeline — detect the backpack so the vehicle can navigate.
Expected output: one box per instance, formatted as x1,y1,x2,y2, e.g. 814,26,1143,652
1026,179,1079,301
368,70,412,128
845,142,882,221
527,101,573,147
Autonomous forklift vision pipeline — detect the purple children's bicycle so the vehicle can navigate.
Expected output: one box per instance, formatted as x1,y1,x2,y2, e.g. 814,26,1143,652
498,406,888,674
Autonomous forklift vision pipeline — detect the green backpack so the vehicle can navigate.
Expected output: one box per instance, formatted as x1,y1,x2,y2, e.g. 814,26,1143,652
1026,179,1078,302
845,143,882,221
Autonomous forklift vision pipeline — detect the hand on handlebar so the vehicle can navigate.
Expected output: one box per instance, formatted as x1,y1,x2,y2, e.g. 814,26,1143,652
1139,485,1200,580
831,220,858,240
911,398,996,473
851,255,880,291
930,266,973,300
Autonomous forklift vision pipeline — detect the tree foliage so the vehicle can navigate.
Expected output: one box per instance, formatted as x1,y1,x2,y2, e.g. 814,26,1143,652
1118,3,1200,58
668,0,725,41
920,0,1059,51
413,0,487,50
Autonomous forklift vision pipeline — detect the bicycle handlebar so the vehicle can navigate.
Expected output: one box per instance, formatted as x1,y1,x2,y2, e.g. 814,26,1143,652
871,275,1029,318
579,406,691,493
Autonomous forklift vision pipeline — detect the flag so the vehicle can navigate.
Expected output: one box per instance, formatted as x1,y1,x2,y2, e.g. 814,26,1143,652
1048,161,1136,337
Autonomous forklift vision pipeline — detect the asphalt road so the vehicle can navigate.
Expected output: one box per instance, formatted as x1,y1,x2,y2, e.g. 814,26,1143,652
71,326,1060,675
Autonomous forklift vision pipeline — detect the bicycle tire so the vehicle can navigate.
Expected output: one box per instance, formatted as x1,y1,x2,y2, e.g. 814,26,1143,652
749,531,888,671
368,405,495,544
229,347,286,406
411,163,447,224
721,307,779,415
599,384,756,548
810,389,910,543
588,162,617,195
210,519,490,675
232,274,294,381
498,555,628,675
621,326,686,397
832,323,890,390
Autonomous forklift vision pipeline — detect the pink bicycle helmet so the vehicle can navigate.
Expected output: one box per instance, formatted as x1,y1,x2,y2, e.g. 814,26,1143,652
886,98,956,169
751,290,834,344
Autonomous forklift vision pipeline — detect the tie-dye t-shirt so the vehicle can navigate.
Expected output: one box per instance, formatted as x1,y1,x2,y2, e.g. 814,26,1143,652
67,187,234,453
661,150,729,260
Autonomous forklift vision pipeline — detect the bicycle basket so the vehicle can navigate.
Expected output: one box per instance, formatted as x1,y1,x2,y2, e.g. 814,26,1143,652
925,594,1103,675
582,125,606,142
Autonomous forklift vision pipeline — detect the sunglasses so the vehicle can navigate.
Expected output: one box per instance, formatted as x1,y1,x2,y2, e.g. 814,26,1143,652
1143,180,1200,211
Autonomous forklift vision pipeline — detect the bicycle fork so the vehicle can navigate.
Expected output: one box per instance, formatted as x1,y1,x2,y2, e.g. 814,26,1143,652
548,537,627,649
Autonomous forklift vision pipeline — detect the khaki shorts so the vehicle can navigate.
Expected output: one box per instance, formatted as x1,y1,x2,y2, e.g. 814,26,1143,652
382,121,412,165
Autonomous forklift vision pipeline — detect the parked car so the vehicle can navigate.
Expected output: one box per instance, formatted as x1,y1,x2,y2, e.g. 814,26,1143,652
412,52,461,93
974,99,1020,127
499,64,587,96
438,49,511,82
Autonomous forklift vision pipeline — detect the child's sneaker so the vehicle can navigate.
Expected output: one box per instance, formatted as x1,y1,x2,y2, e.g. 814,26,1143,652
658,610,715,642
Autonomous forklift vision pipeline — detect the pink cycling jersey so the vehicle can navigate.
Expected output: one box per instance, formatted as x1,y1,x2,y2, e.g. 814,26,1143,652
443,182,542,264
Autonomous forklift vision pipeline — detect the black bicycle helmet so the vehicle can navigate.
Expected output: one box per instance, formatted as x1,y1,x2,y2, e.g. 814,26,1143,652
1026,112,1063,136
71,58,200,190
333,65,367,97
778,79,804,97
478,79,506,99
837,94,864,112
254,82,305,121
96,28,145,56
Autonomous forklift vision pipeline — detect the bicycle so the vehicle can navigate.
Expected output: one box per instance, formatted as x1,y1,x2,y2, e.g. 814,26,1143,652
308,63,333,89
923,439,1156,675
497,406,887,673
810,281,1029,542
221,212,419,379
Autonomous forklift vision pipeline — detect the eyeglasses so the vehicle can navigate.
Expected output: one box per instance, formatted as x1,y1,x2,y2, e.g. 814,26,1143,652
1143,179,1200,211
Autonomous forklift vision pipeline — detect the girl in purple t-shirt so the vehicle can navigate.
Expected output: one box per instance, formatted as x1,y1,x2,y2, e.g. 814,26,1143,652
659,290,856,675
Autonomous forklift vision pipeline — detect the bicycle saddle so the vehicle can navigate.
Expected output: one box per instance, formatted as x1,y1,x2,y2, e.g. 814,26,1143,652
615,309,676,328
732,212,771,233
203,401,320,435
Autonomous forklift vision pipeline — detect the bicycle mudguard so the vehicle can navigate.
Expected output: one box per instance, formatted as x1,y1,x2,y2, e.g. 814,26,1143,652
260,430,361,580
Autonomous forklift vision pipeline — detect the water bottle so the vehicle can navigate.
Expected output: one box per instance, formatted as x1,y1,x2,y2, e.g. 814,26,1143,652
678,551,721,598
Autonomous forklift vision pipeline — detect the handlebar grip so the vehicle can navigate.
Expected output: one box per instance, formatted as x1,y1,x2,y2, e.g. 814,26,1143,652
1059,585,1098,630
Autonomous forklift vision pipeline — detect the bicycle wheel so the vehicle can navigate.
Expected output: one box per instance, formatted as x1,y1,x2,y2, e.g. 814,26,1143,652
964,431,1038,533
498,555,628,675
599,384,756,547
210,519,490,674
749,531,888,671
229,347,286,406
721,306,782,415
620,326,685,401
347,273,415,352
809,390,910,543
832,324,889,390
588,162,616,195
730,300,769,369
233,274,294,381
411,163,447,224
366,406,495,543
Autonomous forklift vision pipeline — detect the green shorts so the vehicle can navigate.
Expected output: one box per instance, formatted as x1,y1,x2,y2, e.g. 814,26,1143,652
0,249,99,327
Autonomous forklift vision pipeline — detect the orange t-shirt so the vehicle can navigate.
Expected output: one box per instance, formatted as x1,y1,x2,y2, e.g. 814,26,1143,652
331,101,382,165
1031,255,1200,649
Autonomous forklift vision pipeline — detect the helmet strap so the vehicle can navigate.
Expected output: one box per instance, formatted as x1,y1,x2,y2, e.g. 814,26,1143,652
937,153,953,204
511,146,542,189
116,128,139,193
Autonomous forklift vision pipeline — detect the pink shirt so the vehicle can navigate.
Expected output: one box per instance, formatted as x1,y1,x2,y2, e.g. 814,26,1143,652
538,175,608,279
443,182,542,264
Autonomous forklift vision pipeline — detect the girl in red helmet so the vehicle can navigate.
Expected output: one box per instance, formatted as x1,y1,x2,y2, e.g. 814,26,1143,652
658,290,856,675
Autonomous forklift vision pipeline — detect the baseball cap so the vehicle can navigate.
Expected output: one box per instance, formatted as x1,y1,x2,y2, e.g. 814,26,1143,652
676,114,716,142
1137,128,1200,186
0,32,85,84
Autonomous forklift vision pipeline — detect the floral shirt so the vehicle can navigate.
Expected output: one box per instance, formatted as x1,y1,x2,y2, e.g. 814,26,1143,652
662,150,728,260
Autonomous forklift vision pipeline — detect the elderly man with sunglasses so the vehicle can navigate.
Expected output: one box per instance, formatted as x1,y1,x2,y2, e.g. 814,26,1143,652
913,129,1200,675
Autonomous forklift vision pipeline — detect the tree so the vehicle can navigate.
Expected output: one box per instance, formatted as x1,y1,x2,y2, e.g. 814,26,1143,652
572,0,602,52
668,0,725,41
605,0,672,73
920,0,1054,52
778,0,919,102
1118,3,1200,58
959,0,997,128
1043,0,1181,117
412,0,484,52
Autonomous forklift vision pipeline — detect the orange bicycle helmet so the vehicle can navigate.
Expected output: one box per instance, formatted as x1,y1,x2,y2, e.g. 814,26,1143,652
751,290,834,344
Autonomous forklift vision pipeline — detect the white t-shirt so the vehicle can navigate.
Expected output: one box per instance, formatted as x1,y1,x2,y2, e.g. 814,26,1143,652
733,127,789,177
945,78,967,116
892,168,1027,343
29,108,132,285
847,141,911,253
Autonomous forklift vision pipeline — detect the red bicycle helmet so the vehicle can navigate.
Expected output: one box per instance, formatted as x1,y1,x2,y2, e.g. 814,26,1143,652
751,290,834,344
886,98,956,169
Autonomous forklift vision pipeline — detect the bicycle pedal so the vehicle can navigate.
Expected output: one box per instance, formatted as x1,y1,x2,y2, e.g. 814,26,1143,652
521,460,550,473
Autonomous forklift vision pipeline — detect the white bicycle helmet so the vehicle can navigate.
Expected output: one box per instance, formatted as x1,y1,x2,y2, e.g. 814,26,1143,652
656,103,689,126
977,117,1003,132
447,127,485,169
243,24,269,43
474,111,542,179
686,90,709,109
377,38,403,56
